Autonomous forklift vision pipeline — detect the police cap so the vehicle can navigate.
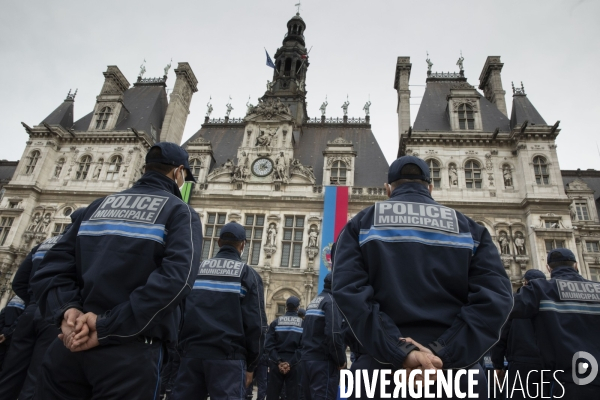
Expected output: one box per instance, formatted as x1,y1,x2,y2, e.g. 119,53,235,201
547,248,576,264
145,142,197,183
219,222,246,241
523,269,546,281
388,155,431,184
286,296,300,309
324,272,332,289
298,308,306,318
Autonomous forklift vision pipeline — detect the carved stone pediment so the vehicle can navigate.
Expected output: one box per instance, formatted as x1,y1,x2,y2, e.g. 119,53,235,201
244,98,294,123
566,178,592,192
188,136,211,146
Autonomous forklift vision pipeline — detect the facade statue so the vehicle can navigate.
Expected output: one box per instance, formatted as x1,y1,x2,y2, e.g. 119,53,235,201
341,100,350,116
267,223,277,247
39,213,51,232
514,232,526,255
164,59,172,76
498,232,510,255
255,128,277,148
503,166,513,187
426,57,433,72
225,100,234,118
363,100,371,116
266,80,274,92
223,159,234,170
274,152,287,182
54,160,64,178
139,60,146,78
456,55,464,71
308,227,319,248
28,214,41,232
319,98,328,116
449,165,458,186
570,203,577,221
246,98,254,115
206,100,213,118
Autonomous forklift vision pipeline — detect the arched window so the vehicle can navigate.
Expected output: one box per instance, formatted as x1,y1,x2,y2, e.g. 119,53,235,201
54,158,65,178
106,155,122,180
25,151,40,174
464,160,482,189
295,60,302,75
426,159,441,188
190,158,202,180
533,156,549,185
458,104,475,130
330,161,347,184
95,107,112,129
76,155,92,180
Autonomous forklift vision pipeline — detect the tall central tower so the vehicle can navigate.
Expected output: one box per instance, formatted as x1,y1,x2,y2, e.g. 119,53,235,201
263,13,309,126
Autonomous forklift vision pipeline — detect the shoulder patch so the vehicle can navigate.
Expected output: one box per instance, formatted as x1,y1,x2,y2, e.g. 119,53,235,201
198,258,244,278
374,201,459,233
277,316,303,327
90,194,168,224
556,279,600,302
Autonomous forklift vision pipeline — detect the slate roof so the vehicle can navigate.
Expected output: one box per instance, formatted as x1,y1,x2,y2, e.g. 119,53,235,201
562,170,600,220
183,124,389,187
70,85,168,139
510,94,547,129
413,81,511,132
41,100,74,129
0,161,18,188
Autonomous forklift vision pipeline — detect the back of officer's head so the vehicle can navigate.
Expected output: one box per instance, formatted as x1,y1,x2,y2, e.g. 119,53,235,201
386,156,433,196
547,248,577,271
217,222,246,253
286,296,300,312
144,147,175,175
523,269,546,286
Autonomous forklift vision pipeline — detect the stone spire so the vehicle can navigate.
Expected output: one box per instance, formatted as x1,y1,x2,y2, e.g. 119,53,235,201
161,62,198,144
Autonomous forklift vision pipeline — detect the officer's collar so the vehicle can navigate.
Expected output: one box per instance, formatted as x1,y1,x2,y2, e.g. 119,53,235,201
550,265,581,278
322,288,332,294
215,245,242,260
284,311,299,317
391,182,432,199
135,171,182,199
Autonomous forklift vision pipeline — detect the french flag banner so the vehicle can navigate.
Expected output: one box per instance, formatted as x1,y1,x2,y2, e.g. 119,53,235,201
318,186,349,292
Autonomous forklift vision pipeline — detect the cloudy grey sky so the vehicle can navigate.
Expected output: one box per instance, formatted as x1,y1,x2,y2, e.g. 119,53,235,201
1,0,599,170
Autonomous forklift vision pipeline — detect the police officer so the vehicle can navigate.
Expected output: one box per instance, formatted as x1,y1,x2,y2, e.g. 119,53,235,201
300,273,346,400
491,269,545,400
511,248,600,399
0,295,26,369
31,142,202,399
265,296,303,400
172,222,267,400
332,156,513,398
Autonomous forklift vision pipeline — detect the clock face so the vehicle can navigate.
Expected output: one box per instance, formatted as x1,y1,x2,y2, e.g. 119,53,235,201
252,158,274,177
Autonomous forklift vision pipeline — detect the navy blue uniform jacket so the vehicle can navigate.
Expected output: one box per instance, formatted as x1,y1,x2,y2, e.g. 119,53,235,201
332,183,513,369
511,266,600,386
301,289,346,367
265,311,303,365
12,246,38,306
31,171,202,345
491,287,542,370
178,245,267,372
0,296,26,339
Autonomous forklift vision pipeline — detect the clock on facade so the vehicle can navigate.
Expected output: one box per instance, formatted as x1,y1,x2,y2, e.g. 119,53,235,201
252,157,274,177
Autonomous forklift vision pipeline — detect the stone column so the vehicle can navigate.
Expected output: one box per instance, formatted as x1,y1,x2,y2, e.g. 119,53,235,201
394,57,412,142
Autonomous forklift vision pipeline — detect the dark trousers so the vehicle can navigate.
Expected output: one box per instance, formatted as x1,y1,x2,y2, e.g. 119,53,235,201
505,361,544,400
347,354,487,400
160,346,181,396
0,304,58,400
171,357,247,400
301,360,339,400
267,360,300,400
0,340,11,370
33,338,163,400
246,358,268,400
554,382,600,399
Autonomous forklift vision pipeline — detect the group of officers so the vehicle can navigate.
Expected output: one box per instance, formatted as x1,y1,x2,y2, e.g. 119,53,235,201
0,142,597,399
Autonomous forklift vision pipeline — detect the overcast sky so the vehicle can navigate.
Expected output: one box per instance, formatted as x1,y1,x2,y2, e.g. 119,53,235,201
1,0,599,170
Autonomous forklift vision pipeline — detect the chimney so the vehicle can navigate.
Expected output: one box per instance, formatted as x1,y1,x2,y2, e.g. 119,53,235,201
161,62,198,144
479,56,508,117
394,57,412,143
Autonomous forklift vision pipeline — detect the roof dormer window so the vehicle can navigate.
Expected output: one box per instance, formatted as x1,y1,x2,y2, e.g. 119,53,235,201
458,104,475,130
96,107,112,130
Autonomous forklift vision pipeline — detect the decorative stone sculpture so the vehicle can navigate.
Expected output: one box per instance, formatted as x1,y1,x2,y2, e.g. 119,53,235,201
456,54,464,71
498,231,510,255
164,59,172,76
503,165,513,187
246,98,254,115
426,53,433,72
27,214,41,232
363,100,371,116
449,165,458,186
225,99,234,118
255,128,277,148
274,152,288,183
570,203,577,221
514,232,526,255
319,97,328,116
266,80,274,93
341,99,350,116
308,226,318,248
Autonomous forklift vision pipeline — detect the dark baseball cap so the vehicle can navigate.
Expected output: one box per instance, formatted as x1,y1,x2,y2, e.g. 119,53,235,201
219,222,246,241
286,296,300,308
523,269,546,281
145,142,196,183
547,248,576,264
388,155,431,184
324,272,332,289
298,308,306,318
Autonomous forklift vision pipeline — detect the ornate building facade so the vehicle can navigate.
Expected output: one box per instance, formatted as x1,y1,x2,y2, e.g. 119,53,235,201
0,14,599,316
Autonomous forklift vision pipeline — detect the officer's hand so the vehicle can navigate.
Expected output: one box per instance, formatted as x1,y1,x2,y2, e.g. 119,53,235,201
494,369,505,384
0,334,5,343
245,371,254,388
403,350,443,377
69,329,99,352
403,337,434,355
69,312,98,350
59,308,84,346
